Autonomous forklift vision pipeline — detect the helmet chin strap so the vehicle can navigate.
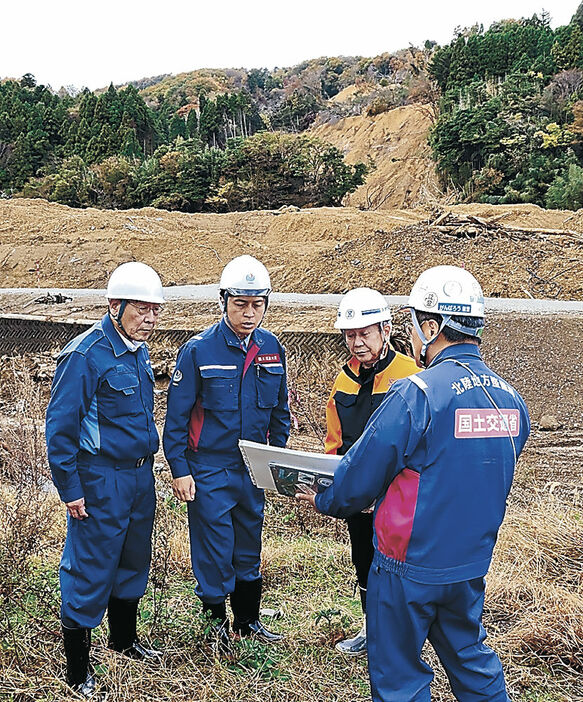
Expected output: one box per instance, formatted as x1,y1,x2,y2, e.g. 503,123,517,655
111,299,129,337
410,310,451,368
379,324,391,360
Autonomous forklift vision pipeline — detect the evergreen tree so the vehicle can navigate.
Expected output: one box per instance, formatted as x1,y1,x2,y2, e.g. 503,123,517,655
64,122,79,156
49,156,93,207
198,99,220,146
546,163,583,208
186,109,198,138
573,1,583,31
93,97,110,129
552,24,583,71
169,114,187,140
20,73,37,89
120,128,143,158
79,91,97,122
102,83,123,126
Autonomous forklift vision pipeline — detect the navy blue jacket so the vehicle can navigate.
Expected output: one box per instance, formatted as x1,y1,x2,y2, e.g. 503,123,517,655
163,318,290,478
46,313,158,503
316,344,530,584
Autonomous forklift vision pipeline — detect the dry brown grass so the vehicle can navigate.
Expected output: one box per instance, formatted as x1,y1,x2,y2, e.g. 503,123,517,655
486,498,583,697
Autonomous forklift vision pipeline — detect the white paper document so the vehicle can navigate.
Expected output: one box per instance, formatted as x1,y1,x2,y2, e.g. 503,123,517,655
238,440,341,495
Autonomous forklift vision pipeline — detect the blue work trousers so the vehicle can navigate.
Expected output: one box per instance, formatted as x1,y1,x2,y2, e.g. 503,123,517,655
60,455,155,629
186,459,264,604
367,567,510,702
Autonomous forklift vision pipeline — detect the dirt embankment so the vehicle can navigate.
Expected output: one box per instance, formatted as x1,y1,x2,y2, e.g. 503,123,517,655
310,104,441,210
1,198,582,301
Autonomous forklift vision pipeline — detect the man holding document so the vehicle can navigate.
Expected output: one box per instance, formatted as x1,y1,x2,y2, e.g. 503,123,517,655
296,266,530,702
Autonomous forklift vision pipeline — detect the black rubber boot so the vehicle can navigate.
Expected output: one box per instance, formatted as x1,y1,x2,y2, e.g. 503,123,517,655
62,624,100,698
359,585,367,614
231,578,283,643
107,596,162,663
202,600,231,655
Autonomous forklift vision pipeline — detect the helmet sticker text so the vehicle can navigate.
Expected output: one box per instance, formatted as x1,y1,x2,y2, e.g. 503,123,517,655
438,302,472,313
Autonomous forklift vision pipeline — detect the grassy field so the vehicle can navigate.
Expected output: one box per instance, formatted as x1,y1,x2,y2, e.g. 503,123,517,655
0,357,582,701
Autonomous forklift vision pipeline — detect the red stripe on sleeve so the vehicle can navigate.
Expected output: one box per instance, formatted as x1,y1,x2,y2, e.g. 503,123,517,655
187,398,205,452
375,468,420,562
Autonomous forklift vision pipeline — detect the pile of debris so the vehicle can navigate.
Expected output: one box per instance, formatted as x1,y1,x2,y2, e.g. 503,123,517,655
34,292,72,305
427,210,583,243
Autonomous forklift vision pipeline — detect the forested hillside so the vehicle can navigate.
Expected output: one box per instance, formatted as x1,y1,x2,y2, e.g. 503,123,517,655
430,5,583,208
0,80,366,211
3,3,583,212
0,47,435,213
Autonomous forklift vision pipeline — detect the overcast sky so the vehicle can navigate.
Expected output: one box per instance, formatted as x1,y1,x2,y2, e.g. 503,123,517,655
0,1,578,91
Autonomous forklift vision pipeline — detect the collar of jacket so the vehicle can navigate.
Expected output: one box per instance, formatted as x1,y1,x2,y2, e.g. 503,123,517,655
102,312,136,358
219,317,265,350
344,348,396,384
429,342,482,368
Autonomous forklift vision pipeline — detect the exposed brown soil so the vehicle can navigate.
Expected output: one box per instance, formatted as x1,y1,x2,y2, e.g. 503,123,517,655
311,104,441,209
1,198,582,301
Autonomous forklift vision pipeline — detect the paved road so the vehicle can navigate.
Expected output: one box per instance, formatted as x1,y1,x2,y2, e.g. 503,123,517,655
1,286,583,314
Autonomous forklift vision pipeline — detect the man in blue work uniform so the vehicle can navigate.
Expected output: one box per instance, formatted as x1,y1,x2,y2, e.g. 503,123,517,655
298,266,530,701
46,262,165,698
163,255,290,650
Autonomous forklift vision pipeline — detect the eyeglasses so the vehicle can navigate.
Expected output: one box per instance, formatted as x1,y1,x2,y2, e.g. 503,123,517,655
127,301,164,317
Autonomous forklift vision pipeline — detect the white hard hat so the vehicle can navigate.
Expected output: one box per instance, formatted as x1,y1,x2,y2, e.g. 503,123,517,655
407,266,484,318
219,255,271,297
106,262,165,304
335,288,391,330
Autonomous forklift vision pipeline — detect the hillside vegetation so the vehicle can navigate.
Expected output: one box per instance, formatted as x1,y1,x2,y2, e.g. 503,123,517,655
0,49,431,214
3,6,583,215
430,5,583,209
